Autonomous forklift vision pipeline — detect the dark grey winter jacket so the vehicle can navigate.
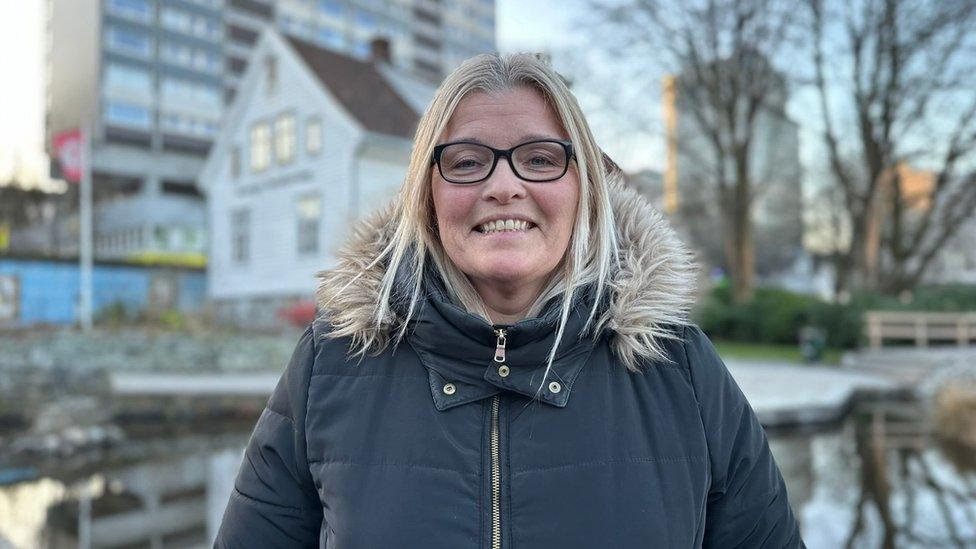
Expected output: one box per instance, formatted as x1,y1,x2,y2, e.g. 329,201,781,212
215,179,804,548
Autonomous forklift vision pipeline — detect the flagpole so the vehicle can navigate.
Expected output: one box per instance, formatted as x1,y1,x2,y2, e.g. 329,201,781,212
79,123,93,331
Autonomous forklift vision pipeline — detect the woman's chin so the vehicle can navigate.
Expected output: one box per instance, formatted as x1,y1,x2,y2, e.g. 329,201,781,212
465,259,551,287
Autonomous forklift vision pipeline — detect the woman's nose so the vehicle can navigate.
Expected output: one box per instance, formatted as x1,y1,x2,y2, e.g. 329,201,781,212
482,159,526,203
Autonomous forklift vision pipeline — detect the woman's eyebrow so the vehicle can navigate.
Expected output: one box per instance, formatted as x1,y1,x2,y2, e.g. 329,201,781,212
446,134,562,145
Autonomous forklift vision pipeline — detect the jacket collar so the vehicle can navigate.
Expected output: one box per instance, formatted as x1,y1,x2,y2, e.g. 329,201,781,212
405,270,599,410
316,171,698,410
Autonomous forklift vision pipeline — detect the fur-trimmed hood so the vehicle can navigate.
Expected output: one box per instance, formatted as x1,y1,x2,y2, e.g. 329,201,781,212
316,171,698,369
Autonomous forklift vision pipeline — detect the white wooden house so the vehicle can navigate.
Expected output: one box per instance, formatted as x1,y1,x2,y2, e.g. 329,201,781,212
199,29,434,326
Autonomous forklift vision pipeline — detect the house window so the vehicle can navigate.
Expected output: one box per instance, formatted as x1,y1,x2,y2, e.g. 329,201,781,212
249,122,270,172
306,117,322,155
265,55,277,95
274,113,296,165
230,146,241,179
296,194,321,255
231,208,250,263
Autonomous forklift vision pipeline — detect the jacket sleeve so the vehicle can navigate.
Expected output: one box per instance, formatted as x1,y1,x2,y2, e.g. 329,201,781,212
215,325,324,548
682,325,804,548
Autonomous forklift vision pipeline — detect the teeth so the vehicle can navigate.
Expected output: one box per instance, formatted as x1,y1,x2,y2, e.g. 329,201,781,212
479,219,532,234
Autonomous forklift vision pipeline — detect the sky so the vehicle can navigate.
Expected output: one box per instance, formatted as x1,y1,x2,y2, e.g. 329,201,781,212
0,0,663,191
0,0,50,189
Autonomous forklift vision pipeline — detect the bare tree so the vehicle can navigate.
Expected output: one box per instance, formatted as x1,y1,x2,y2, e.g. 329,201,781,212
588,0,801,302
807,0,976,295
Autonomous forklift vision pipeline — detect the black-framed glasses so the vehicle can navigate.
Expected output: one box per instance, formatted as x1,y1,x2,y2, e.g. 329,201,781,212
431,139,575,184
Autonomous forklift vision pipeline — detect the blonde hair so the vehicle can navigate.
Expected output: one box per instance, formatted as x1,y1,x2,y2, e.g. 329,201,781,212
329,53,620,394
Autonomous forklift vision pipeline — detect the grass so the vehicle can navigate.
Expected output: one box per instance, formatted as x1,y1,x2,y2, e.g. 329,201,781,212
712,339,843,366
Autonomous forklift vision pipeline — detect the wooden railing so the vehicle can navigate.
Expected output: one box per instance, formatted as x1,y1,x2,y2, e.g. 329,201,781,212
864,311,976,349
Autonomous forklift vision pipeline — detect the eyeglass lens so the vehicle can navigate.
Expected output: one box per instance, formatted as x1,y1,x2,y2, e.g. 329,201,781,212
439,141,568,183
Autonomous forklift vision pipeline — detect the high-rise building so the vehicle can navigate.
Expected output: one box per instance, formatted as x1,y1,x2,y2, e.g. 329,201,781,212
45,0,495,263
662,57,803,278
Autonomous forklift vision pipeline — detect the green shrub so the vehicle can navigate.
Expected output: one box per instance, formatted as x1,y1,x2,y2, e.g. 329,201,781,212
157,308,187,330
95,300,133,326
696,282,976,350
696,283,859,348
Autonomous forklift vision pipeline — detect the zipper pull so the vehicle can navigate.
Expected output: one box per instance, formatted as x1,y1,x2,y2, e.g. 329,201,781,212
494,328,507,363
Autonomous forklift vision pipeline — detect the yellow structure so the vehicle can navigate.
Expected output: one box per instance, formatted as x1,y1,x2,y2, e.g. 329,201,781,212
661,75,680,215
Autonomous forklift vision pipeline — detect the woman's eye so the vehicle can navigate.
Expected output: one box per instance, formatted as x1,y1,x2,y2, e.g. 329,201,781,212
527,155,556,167
452,158,483,170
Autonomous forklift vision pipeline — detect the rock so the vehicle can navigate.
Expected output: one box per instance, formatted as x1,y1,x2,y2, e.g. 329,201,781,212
933,382,976,449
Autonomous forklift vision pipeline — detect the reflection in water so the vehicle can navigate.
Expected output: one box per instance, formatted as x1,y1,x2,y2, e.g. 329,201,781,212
2,395,975,548
0,427,248,548
772,395,976,549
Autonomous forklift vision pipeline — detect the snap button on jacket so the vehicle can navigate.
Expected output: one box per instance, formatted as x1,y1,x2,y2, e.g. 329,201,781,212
215,179,804,548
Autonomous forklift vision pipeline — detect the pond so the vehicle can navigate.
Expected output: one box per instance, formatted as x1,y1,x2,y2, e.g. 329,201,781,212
1,395,974,548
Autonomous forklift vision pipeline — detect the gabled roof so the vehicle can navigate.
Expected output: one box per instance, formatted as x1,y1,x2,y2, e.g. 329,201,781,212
284,36,427,139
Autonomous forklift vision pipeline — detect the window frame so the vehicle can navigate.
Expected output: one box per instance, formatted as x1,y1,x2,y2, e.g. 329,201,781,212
231,208,251,264
306,117,323,156
295,193,322,256
249,121,271,173
273,112,297,165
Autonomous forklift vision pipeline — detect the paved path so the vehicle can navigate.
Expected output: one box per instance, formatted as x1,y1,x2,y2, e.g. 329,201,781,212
111,372,280,396
724,360,897,427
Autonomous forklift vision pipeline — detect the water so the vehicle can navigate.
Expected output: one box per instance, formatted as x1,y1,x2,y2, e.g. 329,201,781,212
772,396,976,548
0,424,252,548
1,397,974,548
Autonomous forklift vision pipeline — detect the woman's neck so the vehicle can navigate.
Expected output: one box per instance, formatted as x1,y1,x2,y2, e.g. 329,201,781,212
472,277,546,325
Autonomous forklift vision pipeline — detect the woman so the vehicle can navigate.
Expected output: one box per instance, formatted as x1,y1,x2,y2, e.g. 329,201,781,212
216,53,803,548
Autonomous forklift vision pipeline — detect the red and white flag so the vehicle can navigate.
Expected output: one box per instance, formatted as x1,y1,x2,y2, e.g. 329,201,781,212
53,129,83,183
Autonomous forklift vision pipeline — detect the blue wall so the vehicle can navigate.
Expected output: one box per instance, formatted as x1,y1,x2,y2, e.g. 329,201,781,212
0,258,207,326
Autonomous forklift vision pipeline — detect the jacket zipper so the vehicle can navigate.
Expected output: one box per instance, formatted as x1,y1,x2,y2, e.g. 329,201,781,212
490,394,501,549
491,328,506,549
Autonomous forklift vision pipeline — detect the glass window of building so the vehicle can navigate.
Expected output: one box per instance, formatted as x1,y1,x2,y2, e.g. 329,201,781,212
274,114,296,165
154,225,170,249
353,40,370,57
231,146,241,179
106,25,153,58
306,118,322,155
161,77,222,111
161,7,220,40
231,209,250,263
161,112,220,138
356,10,377,29
161,7,192,32
317,26,345,49
105,101,152,128
265,55,278,95
318,0,344,18
106,0,153,23
104,63,153,96
250,122,271,172
161,42,222,72
296,195,321,255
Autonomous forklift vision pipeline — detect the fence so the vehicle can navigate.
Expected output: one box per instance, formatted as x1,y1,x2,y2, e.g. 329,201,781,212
864,311,976,349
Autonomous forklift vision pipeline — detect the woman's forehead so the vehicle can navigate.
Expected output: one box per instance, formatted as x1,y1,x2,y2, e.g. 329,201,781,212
442,88,567,145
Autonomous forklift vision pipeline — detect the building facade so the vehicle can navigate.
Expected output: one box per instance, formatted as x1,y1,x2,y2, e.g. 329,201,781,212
662,61,804,279
45,0,495,264
199,30,434,326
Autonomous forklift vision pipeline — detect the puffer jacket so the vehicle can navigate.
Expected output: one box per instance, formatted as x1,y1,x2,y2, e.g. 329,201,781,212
215,179,804,548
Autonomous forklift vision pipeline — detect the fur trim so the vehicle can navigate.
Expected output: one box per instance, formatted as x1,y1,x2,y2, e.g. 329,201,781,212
315,172,698,368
